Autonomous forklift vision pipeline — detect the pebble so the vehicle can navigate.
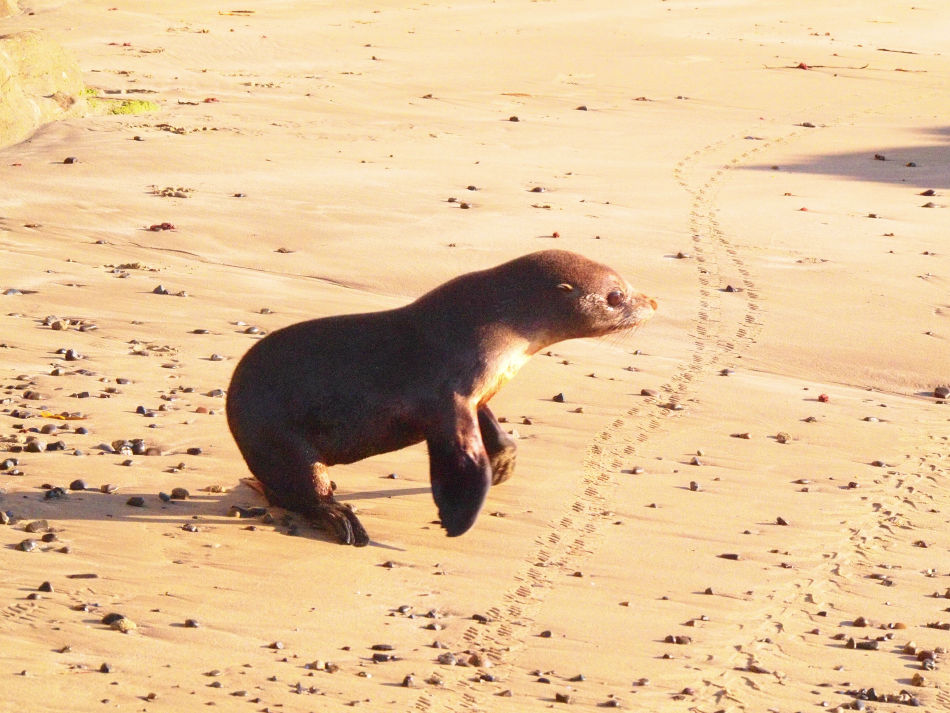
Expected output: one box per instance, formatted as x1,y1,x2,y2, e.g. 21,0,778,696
18,539,40,552
552,392,565,402
170,487,189,500
640,388,658,397
69,479,89,491
689,480,701,491
554,692,573,703
935,385,949,399
25,520,49,533
126,496,146,507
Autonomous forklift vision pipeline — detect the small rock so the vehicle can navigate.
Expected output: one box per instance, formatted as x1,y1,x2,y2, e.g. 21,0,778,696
110,617,136,633
126,496,146,507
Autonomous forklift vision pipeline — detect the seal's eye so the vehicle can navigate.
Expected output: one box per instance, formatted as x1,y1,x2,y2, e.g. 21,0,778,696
557,283,574,293
606,290,624,307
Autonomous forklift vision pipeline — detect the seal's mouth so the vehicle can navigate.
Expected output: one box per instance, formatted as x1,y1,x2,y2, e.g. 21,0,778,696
626,293,657,328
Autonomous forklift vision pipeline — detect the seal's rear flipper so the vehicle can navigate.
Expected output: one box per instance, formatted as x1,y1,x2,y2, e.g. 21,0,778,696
428,412,492,537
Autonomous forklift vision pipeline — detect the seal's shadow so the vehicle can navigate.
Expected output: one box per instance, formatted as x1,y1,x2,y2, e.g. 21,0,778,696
2,480,431,549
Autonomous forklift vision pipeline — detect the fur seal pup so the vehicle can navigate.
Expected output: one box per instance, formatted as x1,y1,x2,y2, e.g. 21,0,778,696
226,249,656,546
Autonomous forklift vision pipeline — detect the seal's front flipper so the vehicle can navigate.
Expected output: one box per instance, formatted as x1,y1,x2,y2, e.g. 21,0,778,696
477,405,517,485
428,408,492,537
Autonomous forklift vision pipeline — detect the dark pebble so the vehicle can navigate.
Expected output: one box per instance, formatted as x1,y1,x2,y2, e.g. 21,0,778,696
539,630,552,638
63,156,78,164
18,539,39,552
718,553,740,560
126,496,145,507
371,652,395,663
184,618,200,628
25,520,49,533
69,479,88,491
1,458,18,469
186,447,202,456
170,487,189,500
552,392,565,402
152,285,169,295
554,692,573,703
38,581,53,592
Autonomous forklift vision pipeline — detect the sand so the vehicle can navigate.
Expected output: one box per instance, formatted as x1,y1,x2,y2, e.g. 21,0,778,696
1,1,948,711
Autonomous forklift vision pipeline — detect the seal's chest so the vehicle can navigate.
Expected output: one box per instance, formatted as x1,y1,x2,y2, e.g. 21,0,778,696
478,349,532,406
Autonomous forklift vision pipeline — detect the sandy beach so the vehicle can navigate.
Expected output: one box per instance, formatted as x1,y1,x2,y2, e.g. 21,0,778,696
1,1,948,711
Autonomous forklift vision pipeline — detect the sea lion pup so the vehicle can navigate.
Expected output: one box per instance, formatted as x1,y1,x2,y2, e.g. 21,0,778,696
226,249,656,546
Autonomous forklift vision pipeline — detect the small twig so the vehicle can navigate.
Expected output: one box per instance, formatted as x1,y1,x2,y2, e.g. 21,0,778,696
764,62,870,70
878,48,919,54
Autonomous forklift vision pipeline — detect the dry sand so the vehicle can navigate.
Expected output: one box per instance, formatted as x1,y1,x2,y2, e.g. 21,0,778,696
1,1,949,711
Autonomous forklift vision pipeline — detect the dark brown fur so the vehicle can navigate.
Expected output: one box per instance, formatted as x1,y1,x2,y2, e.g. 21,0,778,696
226,250,655,545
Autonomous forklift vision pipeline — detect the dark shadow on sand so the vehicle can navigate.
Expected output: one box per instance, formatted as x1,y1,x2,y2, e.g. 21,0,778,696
741,126,950,189
1,478,431,549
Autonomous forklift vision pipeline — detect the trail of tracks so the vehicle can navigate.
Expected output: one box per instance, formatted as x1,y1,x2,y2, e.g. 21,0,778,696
415,127,780,712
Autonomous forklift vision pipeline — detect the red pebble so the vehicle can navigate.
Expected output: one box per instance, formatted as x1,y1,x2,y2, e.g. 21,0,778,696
552,231,560,238
818,394,829,403
203,97,219,103
799,207,808,211
796,62,810,70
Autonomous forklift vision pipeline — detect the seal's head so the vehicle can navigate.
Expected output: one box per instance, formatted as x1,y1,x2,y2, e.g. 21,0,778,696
492,250,656,350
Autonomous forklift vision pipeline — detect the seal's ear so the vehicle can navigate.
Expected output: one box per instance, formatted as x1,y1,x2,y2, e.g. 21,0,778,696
556,283,574,292
427,407,492,537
